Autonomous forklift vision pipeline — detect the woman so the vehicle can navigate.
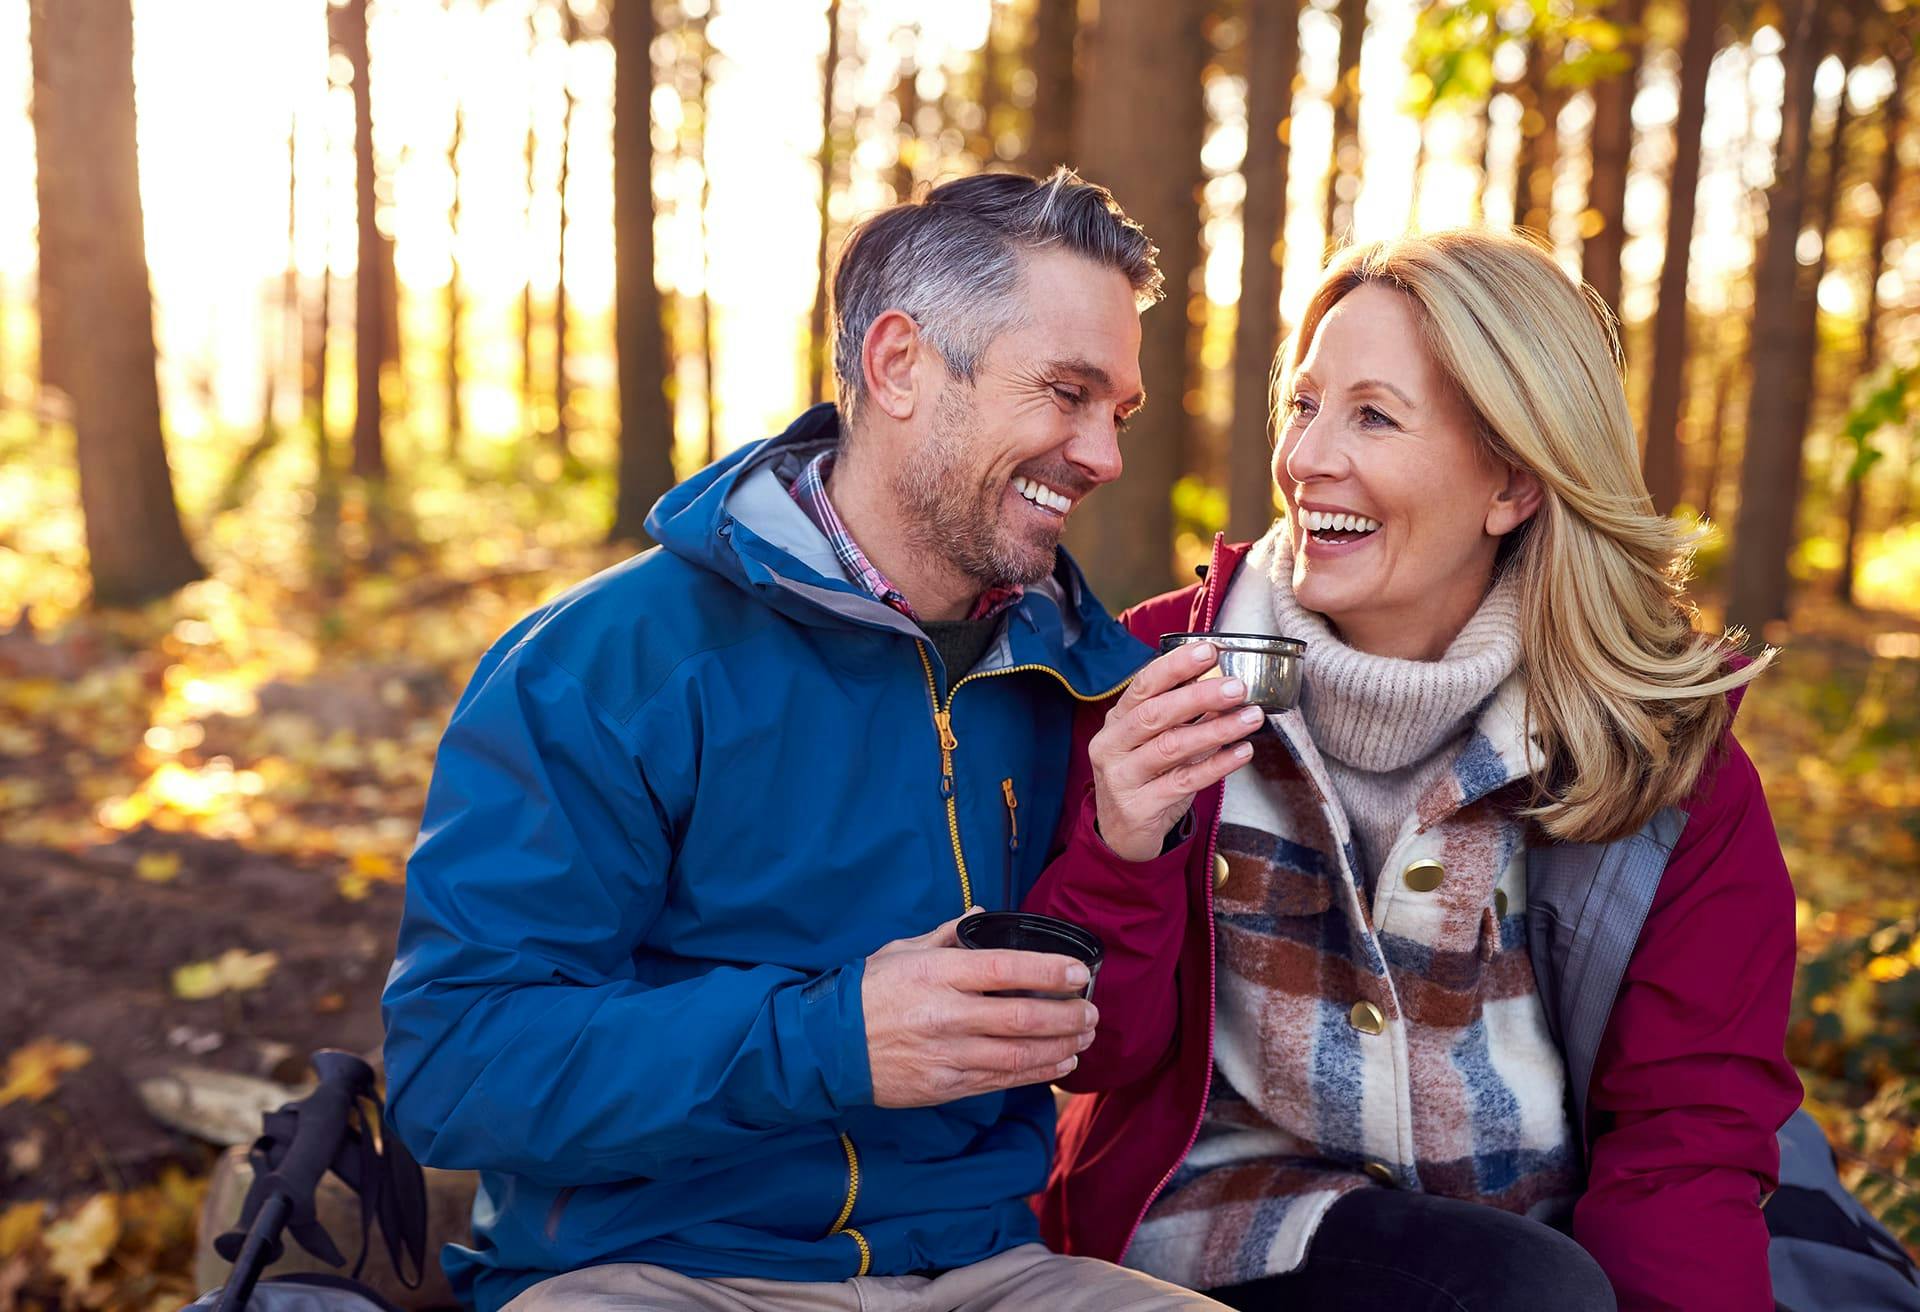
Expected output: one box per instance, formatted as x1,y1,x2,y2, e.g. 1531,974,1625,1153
1024,230,1801,1310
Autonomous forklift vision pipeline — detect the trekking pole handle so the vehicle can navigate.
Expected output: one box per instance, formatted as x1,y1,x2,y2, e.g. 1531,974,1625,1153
212,1193,290,1312
271,1051,375,1201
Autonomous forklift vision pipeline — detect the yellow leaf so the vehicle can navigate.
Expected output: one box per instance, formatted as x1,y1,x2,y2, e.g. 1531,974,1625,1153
134,851,181,883
1836,973,1879,1043
0,1039,92,1106
1867,954,1912,983
348,850,398,881
0,1201,42,1258
43,1193,118,1293
171,949,279,1000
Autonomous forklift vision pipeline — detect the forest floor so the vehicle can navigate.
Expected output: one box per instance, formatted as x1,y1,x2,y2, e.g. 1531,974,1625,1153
1,437,1917,1308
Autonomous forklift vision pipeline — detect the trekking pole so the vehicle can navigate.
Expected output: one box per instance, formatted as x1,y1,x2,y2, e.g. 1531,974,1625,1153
212,1051,376,1312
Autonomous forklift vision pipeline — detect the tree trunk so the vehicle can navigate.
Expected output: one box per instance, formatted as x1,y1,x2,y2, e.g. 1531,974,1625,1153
1840,35,1907,604
1227,0,1302,544
552,0,578,455
28,0,203,606
344,0,385,478
1698,335,1739,518
1322,0,1366,253
697,12,719,464
446,102,464,459
315,255,335,486
267,105,301,441
1021,0,1076,174
892,41,919,202
1726,0,1822,633
610,0,678,542
1772,12,1859,565
1640,0,1716,513
1580,0,1645,320
1520,36,1565,234
1066,0,1207,604
1474,93,1497,223
809,0,843,407
522,20,538,438
976,3,1005,163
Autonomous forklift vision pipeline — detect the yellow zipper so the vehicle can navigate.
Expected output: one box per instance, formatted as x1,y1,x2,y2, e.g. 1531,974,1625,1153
828,1132,860,1235
912,643,1134,913
842,1226,871,1276
823,1131,869,1275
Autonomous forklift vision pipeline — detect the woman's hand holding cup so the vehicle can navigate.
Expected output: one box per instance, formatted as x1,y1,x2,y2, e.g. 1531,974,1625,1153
1089,640,1264,862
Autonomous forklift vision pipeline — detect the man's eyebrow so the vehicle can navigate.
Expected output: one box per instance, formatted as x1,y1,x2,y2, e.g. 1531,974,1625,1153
1291,371,1416,411
1044,357,1147,410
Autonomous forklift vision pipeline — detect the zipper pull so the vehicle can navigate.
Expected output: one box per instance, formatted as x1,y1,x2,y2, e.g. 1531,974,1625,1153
934,710,958,753
1001,778,1019,850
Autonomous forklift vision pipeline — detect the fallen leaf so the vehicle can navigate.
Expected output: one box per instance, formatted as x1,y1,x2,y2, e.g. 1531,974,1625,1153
0,1038,92,1106
134,851,182,883
0,1254,27,1307
171,949,279,1001
42,1193,117,1293
0,1201,42,1258
348,849,398,880
6,1130,44,1176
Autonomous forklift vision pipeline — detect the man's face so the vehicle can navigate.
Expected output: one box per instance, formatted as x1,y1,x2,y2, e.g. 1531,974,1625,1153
891,249,1146,591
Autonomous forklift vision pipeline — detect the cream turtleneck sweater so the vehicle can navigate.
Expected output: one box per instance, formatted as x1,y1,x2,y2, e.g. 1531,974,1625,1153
1262,531,1523,885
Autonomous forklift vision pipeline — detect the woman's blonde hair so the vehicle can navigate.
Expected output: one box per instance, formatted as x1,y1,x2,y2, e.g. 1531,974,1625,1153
1279,229,1771,844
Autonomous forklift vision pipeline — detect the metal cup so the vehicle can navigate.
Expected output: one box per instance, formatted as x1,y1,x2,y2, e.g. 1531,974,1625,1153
1158,631,1305,713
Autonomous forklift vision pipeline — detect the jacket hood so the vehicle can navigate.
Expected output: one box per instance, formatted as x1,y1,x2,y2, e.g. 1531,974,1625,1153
644,403,1149,695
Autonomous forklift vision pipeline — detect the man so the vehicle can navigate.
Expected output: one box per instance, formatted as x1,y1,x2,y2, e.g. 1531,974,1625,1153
382,169,1231,1311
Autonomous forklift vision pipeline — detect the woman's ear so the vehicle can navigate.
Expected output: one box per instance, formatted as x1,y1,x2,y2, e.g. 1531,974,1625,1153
1487,464,1543,537
861,310,921,421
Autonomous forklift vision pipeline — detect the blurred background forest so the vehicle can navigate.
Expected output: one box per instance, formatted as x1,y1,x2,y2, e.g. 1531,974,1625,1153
0,0,1917,1305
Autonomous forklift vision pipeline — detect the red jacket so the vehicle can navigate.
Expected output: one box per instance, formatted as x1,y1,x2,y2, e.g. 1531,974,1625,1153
1026,537,1802,1310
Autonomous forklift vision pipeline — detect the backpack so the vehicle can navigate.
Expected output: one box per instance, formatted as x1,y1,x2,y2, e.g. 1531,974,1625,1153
1528,811,1920,1310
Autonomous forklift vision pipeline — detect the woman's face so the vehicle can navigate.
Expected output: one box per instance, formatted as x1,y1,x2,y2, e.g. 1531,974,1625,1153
1274,282,1539,660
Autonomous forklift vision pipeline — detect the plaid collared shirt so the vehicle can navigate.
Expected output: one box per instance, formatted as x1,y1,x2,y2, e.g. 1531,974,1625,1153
787,451,1023,623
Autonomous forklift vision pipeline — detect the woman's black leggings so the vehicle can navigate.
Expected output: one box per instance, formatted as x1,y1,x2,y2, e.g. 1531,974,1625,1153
1200,1188,1617,1312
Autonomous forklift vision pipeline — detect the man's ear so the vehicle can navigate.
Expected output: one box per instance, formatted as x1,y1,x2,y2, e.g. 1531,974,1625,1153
862,310,921,421
1487,464,1543,537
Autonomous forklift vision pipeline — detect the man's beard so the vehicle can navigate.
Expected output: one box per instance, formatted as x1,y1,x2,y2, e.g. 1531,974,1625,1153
889,383,1059,592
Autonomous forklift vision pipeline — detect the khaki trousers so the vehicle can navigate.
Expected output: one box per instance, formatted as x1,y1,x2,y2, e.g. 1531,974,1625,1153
503,1242,1231,1312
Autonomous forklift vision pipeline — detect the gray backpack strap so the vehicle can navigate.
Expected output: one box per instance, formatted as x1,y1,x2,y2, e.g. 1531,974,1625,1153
1525,806,1687,1157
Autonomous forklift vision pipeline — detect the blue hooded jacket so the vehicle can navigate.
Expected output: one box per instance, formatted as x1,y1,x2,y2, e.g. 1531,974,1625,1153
381,405,1151,1309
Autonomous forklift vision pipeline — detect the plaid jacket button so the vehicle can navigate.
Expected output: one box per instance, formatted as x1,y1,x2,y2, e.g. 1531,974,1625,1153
1402,858,1444,892
1349,1001,1385,1035
1363,1160,1397,1186
1495,889,1510,918
1213,853,1231,891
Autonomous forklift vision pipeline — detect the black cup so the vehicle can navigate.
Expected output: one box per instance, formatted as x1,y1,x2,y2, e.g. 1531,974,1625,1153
956,911,1104,1001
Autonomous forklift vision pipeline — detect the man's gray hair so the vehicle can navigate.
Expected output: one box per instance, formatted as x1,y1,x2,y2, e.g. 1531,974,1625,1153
829,168,1163,423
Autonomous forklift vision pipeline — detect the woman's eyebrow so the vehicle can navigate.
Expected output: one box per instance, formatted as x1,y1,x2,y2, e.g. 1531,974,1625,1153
1352,378,1416,409
1290,368,1413,411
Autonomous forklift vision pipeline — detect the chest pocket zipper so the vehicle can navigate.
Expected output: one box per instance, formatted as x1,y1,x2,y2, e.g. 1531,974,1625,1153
1002,778,1020,909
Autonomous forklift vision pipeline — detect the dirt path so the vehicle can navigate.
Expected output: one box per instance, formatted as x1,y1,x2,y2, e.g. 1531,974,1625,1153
0,834,403,1204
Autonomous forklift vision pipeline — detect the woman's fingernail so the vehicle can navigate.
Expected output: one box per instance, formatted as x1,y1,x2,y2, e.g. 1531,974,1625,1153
1058,1055,1079,1074
1066,963,1091,987
1238,705,1263,725
1220,679,1246,701
1188,642,1214,664
1233,743,1254,759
